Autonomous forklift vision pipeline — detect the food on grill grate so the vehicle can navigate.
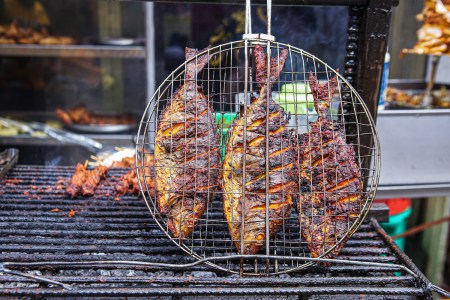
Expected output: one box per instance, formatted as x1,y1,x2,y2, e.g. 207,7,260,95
110,156,135,168
66,164,108,197
155,48,220,239
297,72,362,261
116,169,139,195
56,104,135,126
222,45,297,255
81,165,108,197
116,155,155,197
66,163,87,198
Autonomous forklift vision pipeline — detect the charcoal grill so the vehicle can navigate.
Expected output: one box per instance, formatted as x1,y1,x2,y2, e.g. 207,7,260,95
1,0,450,298
0,165,448,299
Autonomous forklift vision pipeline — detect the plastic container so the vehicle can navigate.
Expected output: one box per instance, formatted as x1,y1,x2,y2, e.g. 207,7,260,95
215,113,236,160
380,207,412,251
276,82,314,115
376,198,411,251
378,51,390,110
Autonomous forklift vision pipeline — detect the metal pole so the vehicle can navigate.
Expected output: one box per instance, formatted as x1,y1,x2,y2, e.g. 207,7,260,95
145,2,156,150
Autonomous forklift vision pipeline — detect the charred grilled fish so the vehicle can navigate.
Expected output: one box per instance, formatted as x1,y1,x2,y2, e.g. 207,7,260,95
222,45,297,254
297,73,362,260
155,48,220,239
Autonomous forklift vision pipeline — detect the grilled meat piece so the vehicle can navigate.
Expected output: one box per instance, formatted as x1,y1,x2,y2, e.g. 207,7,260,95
155,48,220,239
81,165,108,197
66,163,87,198
297,72,362,261
116,162,156,197
222,45,297,254
116,169,136,195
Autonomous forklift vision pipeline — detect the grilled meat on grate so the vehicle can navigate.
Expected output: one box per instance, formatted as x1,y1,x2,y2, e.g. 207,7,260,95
81,165,108,197
155,48,220,239
116,155,155,196
297,72,362,261
66,163,87,198
222,45,297,254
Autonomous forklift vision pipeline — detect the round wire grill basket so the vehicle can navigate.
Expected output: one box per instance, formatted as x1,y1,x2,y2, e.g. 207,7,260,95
136,38,380,276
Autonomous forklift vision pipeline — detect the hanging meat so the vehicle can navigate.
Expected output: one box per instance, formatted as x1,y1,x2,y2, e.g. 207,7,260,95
297,72,362,261
155,48,220,239
222,45,297,255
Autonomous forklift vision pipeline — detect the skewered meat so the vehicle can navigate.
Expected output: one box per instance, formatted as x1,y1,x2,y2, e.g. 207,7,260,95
115,168,155,196
222,45,297,255
297,73,362,261
81,165,108,196
116,155,156,196
155,48,220,239
116,169,139,195
66,163,87,198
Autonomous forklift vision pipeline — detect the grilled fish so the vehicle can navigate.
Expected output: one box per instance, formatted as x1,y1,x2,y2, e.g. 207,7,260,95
297,72,362,260
155,48,220,239
222,45,297,254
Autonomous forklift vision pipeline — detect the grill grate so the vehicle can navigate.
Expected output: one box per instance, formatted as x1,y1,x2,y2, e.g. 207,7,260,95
0,165,433,298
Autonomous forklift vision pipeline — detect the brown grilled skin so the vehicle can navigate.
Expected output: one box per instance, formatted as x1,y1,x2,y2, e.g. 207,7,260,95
66,163,87,198
222,45,297,255
297,73,362,261
155,48,220,240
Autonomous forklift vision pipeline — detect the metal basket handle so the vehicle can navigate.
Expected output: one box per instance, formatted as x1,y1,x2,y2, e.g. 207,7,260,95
243,0,275,41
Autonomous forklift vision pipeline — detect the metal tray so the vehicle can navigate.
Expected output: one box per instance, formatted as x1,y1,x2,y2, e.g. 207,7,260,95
65,123,137,133
97,38,144,46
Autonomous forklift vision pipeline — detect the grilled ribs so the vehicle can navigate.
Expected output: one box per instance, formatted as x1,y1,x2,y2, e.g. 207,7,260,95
222,45,297,254
155,48,220,239
297,72,362,261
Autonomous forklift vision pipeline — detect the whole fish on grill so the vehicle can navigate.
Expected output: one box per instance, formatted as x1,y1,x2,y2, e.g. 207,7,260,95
155,48,220,239
222,45,297,254
297,72,362,261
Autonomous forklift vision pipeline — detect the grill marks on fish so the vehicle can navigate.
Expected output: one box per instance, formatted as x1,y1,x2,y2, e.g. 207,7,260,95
222,45,297,255
297,72,362,262
155,47,220,240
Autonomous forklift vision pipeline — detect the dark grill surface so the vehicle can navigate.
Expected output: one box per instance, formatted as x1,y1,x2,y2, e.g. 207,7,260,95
0,165,432,299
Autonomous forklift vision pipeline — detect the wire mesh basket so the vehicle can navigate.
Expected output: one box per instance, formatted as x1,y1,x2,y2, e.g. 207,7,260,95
136,37,380,275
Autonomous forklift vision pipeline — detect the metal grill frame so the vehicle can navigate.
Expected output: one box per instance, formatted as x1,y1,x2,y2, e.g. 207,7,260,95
136,38,381,275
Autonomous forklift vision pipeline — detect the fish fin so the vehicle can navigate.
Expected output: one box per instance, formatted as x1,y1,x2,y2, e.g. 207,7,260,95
185,47,210,81
309,72,338,119
254,44,288,89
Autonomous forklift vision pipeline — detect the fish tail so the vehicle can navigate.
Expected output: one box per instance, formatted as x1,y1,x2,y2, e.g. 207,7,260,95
185,47,210,81
254,44,288,90
309,72,338,119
